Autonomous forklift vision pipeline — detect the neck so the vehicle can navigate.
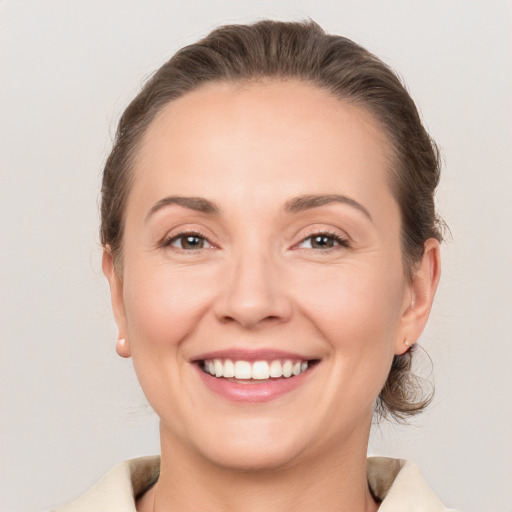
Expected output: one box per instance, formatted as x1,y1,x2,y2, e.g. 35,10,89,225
138,424,378,512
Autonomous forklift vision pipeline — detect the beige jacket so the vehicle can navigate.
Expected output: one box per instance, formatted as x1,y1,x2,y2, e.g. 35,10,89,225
55,456,453,511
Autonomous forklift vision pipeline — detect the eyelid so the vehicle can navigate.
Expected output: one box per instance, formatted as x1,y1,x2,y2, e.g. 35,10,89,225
160,228,217,250
292,227,351,250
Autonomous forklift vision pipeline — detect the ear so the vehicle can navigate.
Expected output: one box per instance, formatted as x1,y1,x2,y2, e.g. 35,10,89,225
395,238,441,355
102,247,131,358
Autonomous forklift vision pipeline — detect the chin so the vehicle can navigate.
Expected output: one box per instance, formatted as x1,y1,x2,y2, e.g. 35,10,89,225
178,418,311,473
203,439,304,473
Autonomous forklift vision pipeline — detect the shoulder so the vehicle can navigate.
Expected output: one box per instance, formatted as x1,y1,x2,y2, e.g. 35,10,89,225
368,457,456,511
53,456,160,512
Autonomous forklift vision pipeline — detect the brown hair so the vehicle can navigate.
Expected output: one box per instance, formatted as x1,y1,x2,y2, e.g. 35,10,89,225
101,19,442,420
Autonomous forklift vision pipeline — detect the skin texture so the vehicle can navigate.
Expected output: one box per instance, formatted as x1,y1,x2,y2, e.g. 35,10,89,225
103,80,440,512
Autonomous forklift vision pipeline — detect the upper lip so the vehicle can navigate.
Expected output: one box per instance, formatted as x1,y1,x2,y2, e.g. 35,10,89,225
192,348,317,362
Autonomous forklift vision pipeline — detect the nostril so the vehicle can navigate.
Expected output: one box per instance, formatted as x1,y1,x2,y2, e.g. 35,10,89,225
219,313,284,327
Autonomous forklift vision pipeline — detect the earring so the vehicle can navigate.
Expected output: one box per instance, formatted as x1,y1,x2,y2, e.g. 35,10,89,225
404,340,411,347
116,337,130,358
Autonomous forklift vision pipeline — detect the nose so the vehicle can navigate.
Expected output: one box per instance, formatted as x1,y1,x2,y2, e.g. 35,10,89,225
213,250,293,329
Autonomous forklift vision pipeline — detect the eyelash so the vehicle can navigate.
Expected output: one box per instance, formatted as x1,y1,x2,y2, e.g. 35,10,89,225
161,230,350,252
296,230,350,251
161,231,214,251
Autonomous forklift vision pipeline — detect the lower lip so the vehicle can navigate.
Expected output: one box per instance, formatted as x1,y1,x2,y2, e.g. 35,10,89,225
196,365,314,403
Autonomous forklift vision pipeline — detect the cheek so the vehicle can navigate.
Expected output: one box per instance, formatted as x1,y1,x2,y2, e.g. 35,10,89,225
122,260,217,356
297,261,404,334
120,259,220,423
293,259,405,394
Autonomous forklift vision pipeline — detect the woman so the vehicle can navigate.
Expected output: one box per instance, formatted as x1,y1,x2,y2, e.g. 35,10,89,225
58,20,450,511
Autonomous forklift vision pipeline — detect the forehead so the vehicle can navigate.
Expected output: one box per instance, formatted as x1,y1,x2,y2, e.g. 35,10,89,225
130,80,396,217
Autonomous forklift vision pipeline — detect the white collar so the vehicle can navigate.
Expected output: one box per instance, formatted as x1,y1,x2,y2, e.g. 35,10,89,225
56,456,452,511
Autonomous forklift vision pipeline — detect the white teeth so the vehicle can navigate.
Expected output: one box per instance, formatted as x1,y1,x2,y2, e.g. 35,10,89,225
203,358,310,380
214,359,223,378
269,360,283,378
223,359,235,378
251,361,270,380
282,360,293,378
234,361,252,379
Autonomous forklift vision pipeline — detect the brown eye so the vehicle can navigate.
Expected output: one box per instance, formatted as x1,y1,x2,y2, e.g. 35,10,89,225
298,233,349,250
311,235,336,248
167,234,211,250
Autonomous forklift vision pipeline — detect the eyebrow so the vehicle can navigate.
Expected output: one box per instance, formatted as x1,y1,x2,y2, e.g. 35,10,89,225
146,193,372,222
284,194,372,221
146,196,219,222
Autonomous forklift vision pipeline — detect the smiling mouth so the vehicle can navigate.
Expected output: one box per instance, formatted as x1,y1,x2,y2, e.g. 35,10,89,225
199,358,318,381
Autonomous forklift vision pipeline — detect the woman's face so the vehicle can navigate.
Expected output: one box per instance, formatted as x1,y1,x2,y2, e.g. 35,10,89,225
105,81,434,470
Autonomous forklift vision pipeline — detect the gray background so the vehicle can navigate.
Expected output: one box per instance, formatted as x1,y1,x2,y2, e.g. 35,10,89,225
1,1,511,511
